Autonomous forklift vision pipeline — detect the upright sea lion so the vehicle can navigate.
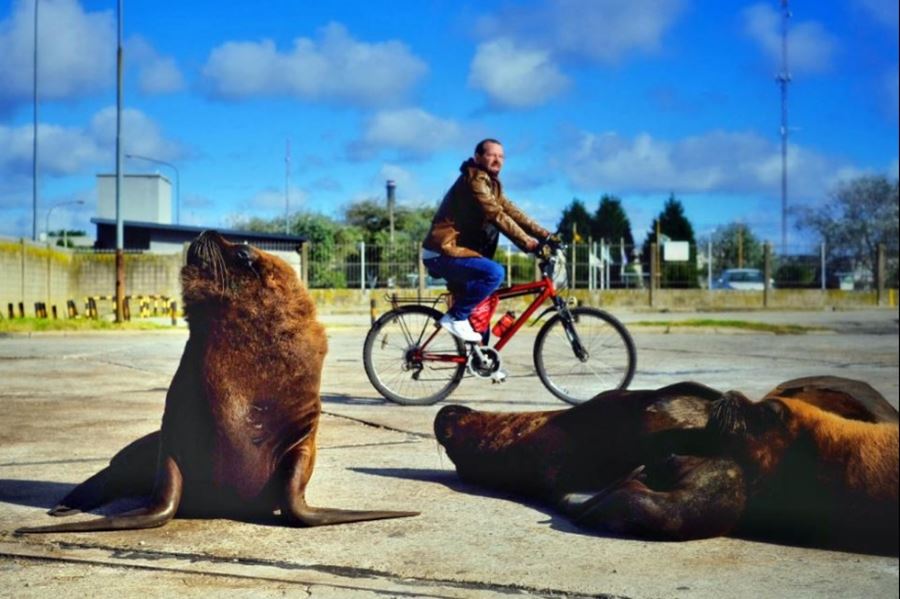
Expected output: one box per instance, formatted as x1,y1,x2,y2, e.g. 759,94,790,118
435,376,898,553
19,231,416,533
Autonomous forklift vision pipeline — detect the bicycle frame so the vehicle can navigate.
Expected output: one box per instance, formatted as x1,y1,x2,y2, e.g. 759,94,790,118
413,273,560,365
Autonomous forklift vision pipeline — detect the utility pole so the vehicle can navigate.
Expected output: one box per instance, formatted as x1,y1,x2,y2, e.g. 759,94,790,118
114,0,125,323
386,180,396,243
776,0,792,252
285,139,291,235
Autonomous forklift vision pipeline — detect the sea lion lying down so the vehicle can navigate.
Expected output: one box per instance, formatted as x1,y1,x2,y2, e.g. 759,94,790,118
434,376,898,554
19,231,416,533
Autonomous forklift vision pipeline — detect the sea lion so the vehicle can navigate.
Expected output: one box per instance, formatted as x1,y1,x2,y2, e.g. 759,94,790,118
435,376,898,553
434,381,727,503
19,231,416,533
707,388,898,554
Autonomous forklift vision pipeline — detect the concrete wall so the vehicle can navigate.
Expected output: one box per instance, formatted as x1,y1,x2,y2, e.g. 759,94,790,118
0,238,183,318
325,287,892,317
1,236,894,320
0,239,305,319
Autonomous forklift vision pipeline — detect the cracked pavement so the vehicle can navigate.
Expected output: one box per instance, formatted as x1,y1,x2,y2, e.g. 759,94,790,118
0,309,897,598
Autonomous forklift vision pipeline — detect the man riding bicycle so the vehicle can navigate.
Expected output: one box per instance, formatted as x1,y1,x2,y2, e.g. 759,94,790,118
422,138,556,342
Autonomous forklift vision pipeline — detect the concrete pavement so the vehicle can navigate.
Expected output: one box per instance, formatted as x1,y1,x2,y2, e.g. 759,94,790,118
0,308,897,598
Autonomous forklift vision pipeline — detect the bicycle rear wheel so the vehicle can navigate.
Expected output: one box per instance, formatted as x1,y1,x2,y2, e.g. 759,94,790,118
533,307,636,405
363,305,466,405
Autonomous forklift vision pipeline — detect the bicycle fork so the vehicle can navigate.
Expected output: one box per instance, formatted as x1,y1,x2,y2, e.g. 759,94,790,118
555,299,589,362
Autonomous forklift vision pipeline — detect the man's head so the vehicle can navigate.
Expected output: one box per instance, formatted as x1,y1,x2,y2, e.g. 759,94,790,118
474,139,504,177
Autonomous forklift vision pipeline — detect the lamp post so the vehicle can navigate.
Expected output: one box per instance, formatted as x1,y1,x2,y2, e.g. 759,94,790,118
45,200,85,248
32,0,39,241
125,153,180,224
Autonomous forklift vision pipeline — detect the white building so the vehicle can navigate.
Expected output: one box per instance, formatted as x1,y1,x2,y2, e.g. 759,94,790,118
96,174,173,225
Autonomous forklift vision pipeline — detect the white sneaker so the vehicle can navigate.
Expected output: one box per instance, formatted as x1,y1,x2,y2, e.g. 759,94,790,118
439,314,482,343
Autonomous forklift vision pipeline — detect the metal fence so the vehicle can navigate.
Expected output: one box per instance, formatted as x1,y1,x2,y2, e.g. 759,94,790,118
305,241,899,291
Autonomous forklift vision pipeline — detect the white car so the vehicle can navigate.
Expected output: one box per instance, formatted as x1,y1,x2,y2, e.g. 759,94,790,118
713,268,772,291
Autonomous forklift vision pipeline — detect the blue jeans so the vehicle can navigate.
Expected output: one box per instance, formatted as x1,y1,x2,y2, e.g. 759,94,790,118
423,255,505,320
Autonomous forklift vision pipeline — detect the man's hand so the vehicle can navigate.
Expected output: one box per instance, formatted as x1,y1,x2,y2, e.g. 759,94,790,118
536,241,553,260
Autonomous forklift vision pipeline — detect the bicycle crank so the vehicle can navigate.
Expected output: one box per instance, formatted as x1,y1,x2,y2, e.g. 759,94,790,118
466,345,505,382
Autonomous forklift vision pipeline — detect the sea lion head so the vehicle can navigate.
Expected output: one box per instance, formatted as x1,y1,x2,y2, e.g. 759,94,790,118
182,230,302,312
434,404,559,492
708,390,791,479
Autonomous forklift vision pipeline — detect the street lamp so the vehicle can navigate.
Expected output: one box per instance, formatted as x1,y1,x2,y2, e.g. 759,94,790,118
126,153,180,224
45,199,85,248
32,0,39,241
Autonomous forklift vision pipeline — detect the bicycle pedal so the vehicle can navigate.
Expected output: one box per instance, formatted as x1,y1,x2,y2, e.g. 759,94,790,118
490,370,508,384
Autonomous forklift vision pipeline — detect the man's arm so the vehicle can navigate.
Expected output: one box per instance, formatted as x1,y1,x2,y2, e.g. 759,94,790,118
469,173,539,251
497,194,549,240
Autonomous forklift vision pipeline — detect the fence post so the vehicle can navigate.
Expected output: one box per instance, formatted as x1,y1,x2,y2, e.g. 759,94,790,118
763,242,772,308
570,237,577,290
820,242,826,291
876,243,885,306
506,244,511,287
46,242,52,310
649,242,658,307
20,238,26,312
301,244,309,287
417,246,426,300
359,241,365,291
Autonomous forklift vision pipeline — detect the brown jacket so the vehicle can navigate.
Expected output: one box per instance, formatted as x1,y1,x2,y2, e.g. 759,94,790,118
423,160,549,259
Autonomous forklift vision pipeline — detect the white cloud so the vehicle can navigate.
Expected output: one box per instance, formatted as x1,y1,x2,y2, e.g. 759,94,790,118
128,35,185,95
885,69,899,120
0,107,182,178
854,0,899,28
888,158,899,179
201,22,428,105
477,0,685,64
0,0,115,107
351,108,464,159
558,128,859,201
468,38,569,108
741,3,838,74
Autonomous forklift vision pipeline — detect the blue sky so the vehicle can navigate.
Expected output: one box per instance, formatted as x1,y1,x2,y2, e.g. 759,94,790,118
1,0,897,247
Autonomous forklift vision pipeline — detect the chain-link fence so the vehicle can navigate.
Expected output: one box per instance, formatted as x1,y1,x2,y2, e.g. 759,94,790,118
306,240,898,291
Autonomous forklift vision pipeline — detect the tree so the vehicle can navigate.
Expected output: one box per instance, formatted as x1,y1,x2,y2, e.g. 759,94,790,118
704,222,765,272
556,198,592,243
592,195,634,245
641,194,699,288
794,175,899,287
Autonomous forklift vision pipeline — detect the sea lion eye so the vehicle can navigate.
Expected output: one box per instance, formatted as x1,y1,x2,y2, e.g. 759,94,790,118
235,246,254,266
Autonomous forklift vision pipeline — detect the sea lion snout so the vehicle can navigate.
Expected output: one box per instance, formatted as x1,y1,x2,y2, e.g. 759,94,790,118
434,405,472,445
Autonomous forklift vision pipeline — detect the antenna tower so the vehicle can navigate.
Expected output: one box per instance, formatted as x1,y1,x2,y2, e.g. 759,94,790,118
776,0,792,251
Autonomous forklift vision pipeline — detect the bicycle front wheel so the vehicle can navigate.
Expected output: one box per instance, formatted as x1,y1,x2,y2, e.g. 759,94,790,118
363,305,467,405
533,307,636,405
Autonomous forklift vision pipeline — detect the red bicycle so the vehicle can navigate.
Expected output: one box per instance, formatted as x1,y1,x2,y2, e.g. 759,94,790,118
363,243,636,405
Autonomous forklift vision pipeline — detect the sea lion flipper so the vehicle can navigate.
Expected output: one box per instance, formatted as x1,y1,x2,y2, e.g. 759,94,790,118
18,455,184,534
47,431,161,517
280,445,417,527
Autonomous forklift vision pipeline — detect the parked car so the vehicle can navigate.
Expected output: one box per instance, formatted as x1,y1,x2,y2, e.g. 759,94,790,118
404,273,447,289
713,268,773,291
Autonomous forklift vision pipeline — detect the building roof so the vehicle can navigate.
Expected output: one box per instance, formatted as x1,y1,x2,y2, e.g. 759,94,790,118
91,218,307,244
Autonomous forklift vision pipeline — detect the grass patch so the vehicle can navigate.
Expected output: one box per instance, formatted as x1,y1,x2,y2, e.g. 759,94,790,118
0,317,176,333
632,319,828,335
